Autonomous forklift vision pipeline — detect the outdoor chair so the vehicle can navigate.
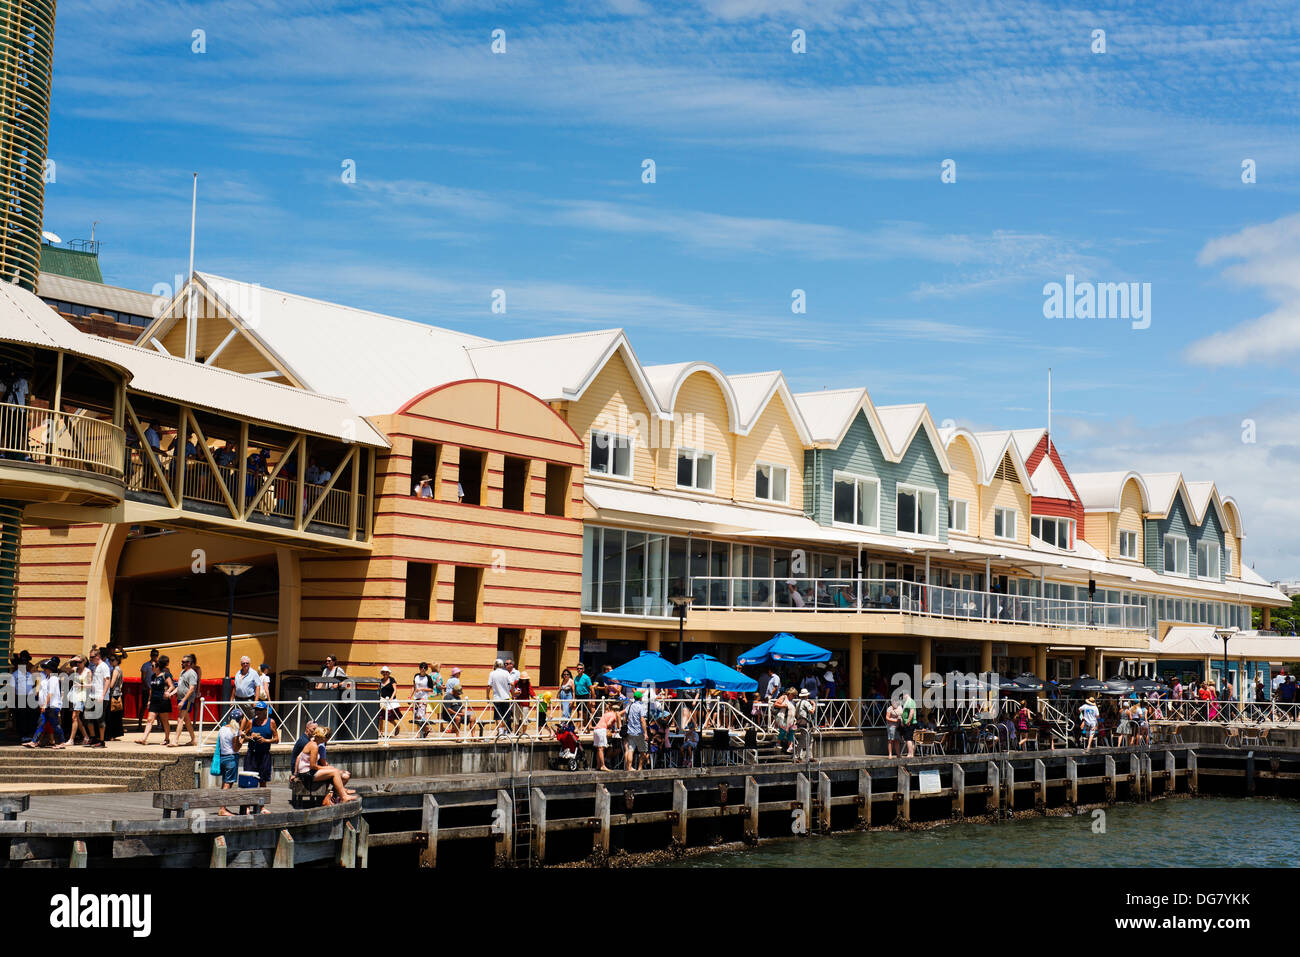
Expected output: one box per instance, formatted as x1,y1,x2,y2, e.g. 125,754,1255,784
1222,725,1240,749
1240,725,1263,747
916,730,938,756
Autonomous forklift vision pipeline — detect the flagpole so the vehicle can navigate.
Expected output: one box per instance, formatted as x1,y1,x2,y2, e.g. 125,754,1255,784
186,172,197,361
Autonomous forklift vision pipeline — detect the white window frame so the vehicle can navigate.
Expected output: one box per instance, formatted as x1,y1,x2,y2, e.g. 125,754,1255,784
1163,533,1189,577
896,483,940,539
1119,529,1138,560
1031,515,1075,550
675,447,715,492
1224,544,1234,577
589,429,634,481
754,461,790,505
993,507,1018,541
1197,540,1221,579
948,498,969,533
831,469,880,531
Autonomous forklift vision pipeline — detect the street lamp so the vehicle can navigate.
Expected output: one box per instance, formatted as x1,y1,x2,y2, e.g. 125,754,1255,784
668,593,693,664
216,562,254,701
1216,627,1239,706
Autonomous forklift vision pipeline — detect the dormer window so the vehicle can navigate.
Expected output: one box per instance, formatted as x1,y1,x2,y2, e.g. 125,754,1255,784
1031,515,1075,549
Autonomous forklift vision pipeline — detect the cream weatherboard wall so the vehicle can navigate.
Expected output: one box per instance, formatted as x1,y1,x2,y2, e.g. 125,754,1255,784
981,454,1032,547
558,348,659,489
733,390,805,510
1117,477,1146,564
945,434,981,537
657,370,736,500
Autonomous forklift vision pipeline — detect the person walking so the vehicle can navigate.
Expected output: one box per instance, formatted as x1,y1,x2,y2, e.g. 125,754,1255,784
171,655,200,747
104,650,125,742
11,650,34,743
899,690,918,757
230,656,259,719
1078,697,1099,750
137,655,175,746
138,649,159,730
23,658,65,749
66,656,93,747
512,669,534,736
557,668,575,723
412,662,435,737
573,661,593,727
86,648,110,748
624,690,649,771
378,666,402,737
488,659,512,736
794,688,817,761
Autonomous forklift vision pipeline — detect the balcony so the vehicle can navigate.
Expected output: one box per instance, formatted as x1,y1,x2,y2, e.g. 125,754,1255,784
687,576,1149,633
0,401,125,505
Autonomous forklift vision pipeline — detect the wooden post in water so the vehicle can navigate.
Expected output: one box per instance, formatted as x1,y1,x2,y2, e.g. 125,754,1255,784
796,773,812,834
594,785,611,855
1104,755,1117,802
1188,749,1198,794
1003,762,1015,813
1034,758,1047,812
672,780,688,846
1165,750,1177,794
1129,754,1142,802
70,840,87,868
1245,751,1256,796
273,829,294,868
858,769,872,828
1142,753,1154,800
897,767,911,823
532,789,548,865
1066,757,1078,806
340,821,357,869
818,772,833,833
358,815,370,869
744,777,759,843
952,763,965,819
987,761,1000,814
494,790,514,865
210,835,227,869
420,794,439,868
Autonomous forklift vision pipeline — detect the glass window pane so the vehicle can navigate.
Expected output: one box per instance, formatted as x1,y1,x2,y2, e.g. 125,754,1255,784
833,477,855,524
613,438,630,477
696,453,713,490
755,465,770,500
601,528,624,613
773,467,787,502
590,434,608,474
624,531,646,615
860,480,877,527
897,489,917,533
647,534,665,616
677,451,693,486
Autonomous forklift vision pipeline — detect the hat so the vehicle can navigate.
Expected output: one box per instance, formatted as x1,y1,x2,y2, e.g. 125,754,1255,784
634,690,643,700
785,578,797,586
259,662,270,670
380,665,391,673
451,667,461,675
255,701,268,710
798,689,810,698
1086,696,1096,705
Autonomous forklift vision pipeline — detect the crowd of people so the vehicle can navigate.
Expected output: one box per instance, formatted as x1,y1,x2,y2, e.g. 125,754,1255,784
8,646,127,748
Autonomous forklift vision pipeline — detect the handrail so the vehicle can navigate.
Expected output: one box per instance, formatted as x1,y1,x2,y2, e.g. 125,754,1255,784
688,575,1149,631
0,402,124,478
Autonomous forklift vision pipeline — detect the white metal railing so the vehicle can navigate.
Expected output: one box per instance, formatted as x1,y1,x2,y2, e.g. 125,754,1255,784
752,697,890,731
0,402,124,478
688,576,1149,631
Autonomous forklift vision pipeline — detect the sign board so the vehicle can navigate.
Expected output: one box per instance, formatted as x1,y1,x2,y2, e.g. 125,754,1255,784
917,770,942,794
581,639,607,653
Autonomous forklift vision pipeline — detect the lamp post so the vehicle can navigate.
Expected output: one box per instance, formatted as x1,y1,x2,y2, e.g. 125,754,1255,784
1216,627,1239,708
668,594,693,664
216,562,254,702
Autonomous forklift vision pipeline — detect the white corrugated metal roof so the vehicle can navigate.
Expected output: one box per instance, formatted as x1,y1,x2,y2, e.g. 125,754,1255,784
0,281,133,366
585,482,810,535
792,388,867,444
727,371,782,426
875,404,925,458
1155,626,1300,660
1140,472,1185,516
466,329,629,403
198,273,488,417
1030,456,1075,500
1072,471,1146,511
37,273,159,317
91,338,387,447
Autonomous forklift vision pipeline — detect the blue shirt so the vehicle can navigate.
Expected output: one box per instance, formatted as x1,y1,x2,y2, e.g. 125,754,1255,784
574,674,593,697
626,700,647,736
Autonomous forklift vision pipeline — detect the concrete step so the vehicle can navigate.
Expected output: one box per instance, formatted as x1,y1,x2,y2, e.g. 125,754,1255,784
1,782,130,796
0,761,176,776
0,767,161,781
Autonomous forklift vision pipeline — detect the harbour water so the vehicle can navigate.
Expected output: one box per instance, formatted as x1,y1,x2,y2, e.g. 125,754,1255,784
674,798,1300,868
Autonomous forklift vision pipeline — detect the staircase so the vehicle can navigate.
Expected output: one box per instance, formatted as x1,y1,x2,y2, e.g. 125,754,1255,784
0,747,193,794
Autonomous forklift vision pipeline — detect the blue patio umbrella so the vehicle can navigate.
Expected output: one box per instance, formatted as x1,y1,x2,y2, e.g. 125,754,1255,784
679,654,758,693
603,650,697,689
735,633,831,667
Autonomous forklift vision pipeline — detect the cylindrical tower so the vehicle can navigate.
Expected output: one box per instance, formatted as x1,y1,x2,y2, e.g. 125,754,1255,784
0,0,55,292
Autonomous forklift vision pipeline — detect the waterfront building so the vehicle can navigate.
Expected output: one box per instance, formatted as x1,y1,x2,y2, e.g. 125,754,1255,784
0,266,1293,706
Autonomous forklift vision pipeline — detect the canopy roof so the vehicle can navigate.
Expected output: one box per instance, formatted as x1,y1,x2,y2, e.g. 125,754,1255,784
736,633,831,666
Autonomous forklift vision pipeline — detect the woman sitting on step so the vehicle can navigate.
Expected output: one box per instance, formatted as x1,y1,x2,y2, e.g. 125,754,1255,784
295,726,356,805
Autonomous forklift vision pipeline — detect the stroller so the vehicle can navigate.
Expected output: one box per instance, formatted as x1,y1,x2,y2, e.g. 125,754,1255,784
551,721,583,771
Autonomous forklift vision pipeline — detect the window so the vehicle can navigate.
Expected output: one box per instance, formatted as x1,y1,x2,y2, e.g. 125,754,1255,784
539,630,565,686
496,628,523,666
754,463,789,504
457,449,485,505
1163,534,1189,576
1031,515,1074,549
452,566,483,622
1224,545,1233,577
1119,530,1138,559
544,463,570,517
404,562,435,620
589,430,632,479
1197,541,1221,579
676,448,715,491
948,499,969,533
410,441,441,498
502,456,529,512
994,507,1017,540
897,484,939,537
832,471,879,529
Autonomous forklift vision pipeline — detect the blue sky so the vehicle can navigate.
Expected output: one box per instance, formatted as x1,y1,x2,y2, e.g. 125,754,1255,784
44,0,1300,578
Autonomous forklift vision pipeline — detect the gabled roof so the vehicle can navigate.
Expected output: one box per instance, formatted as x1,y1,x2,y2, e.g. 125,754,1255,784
465,328,662,417
969,430,1035,489
1009,428,1046,463
875,403,951,472
1072,470,1151,513
792,387,896,462
643,361,740,431
1221,496,1246,538
1184,480,1228,529
726,371,812,443
38,272,158,318
1140,472,1196,519
0,281,131,370
154,273,490,418
1029,456,1074,501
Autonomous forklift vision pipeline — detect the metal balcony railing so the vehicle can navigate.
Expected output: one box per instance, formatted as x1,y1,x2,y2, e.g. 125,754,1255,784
687,576,1149,631
0,402,124,479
